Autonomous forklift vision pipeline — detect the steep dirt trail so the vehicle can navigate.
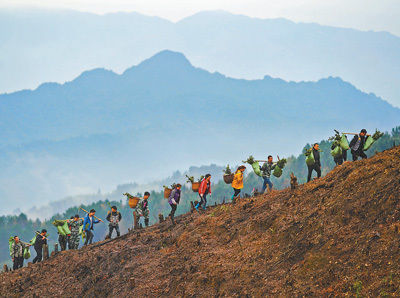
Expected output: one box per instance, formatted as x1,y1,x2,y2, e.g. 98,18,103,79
1,146,400,297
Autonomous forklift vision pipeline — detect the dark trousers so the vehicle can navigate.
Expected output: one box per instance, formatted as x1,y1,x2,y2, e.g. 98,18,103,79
232,188,241,199
169,204,177,218
58,235,67,251
13,256,24,270
307,163,321,182
334,156,343,165
108,225,120,238
334,149,348,165
169,203,177,225
84,230,94,245
351,149,367,161
196,193,208,209
32,247,42,264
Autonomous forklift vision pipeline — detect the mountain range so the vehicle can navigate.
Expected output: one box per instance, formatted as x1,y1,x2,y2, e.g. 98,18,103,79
0,50,399,214
1,9,399,107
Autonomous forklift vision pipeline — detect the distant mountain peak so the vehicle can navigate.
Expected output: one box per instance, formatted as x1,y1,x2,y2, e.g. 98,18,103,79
74,68,117,80
140,50,192,67
123,50,193,75
178,10,294,25
68,68,118,86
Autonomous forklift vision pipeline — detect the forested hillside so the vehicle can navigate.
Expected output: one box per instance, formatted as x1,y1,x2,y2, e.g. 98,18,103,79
1,143,400,296
1,126,398,266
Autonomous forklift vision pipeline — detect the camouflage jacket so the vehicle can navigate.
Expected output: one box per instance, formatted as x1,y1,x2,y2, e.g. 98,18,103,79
10,241,27,258
69,219,83,234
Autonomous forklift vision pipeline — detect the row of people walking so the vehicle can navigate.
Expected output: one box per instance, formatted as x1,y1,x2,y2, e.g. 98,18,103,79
8,129,373,270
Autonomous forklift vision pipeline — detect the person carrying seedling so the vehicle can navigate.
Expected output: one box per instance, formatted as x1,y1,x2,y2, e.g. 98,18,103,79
306,143,321,182
330,129,348,165
58,228,68,251
52,218,71,250
10,236,30,270
195,174,212,211
261,156,277,193
349,129,368,161
135,192,151,228
68,215,83,249
231,165,246,202
106,206,122,238
32,229,47,263
67,216,74,249
83,209,101,245
331,142,347,165
168,184,182,225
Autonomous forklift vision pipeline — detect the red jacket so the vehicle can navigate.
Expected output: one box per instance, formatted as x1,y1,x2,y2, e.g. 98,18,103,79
198,178,211,195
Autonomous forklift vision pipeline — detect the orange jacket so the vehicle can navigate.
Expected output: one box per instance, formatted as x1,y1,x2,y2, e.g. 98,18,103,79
198,178,211,195
231,170,244,189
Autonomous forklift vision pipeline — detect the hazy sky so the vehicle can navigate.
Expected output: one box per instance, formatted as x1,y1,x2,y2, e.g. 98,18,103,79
1,0,399,36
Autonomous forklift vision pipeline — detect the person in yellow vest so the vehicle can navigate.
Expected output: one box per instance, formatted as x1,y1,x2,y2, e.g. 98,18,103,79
231,165,246,202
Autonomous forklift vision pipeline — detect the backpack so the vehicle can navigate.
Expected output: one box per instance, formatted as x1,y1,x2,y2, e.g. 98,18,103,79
23,247,31,259
331,142,342,158
30,235,37,246
340,134,350,150
53,220,71,236
62,221,71,235
251,162,262,177
8,237,14,255
272,166,283,178
363,136,375,151
79,224,86,240
305,151,315,166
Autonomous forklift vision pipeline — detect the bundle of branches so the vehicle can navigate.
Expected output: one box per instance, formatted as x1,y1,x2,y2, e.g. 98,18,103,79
186,175,204,183
185,175,195,183
163,184,177,189
244,155,255,164
52,220,66,227
277,158,287,169
364,129,384,151
223,165,232,175
328,129,341,142
372,129,384,140
123,192,133,199
304,148,312,156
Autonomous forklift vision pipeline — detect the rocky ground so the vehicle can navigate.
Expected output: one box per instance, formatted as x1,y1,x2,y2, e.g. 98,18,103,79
1,146,400,297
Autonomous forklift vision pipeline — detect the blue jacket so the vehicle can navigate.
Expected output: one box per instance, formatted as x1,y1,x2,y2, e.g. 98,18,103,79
83,214,100,231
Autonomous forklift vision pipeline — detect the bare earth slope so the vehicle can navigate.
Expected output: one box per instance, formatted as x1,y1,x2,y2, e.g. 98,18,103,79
1,146,400,297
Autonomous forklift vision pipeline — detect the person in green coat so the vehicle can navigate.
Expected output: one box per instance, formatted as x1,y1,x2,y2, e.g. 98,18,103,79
10,236,29,270
135,192,151,228
307,143,321,182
